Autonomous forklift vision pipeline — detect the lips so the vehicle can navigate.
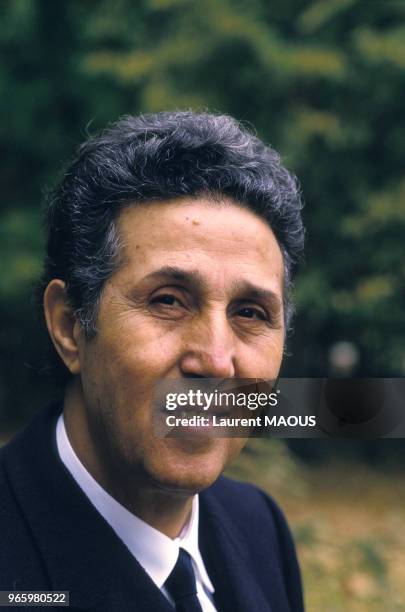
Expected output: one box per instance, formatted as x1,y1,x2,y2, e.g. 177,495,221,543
163,405,231,417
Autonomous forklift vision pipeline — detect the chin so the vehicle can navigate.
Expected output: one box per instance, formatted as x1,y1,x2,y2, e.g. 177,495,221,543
150,470,221,495
145,449,229,494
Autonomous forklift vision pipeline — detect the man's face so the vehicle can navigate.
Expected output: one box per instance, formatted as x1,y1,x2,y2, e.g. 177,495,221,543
73,198,285,494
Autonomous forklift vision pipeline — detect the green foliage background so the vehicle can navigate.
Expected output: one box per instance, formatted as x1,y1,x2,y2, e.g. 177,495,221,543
1,0,404,425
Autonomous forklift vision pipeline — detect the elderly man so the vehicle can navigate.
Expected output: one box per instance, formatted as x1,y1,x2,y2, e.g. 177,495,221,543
0,111,305,611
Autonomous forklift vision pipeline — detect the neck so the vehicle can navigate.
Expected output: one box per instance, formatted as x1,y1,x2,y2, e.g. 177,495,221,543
63,380,194,539
114,488,194,539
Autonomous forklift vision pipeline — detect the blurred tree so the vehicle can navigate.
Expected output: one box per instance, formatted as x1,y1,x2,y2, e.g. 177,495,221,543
1,0,404,427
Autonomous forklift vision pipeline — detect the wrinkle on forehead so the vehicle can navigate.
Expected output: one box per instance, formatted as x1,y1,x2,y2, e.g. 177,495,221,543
114,198,284,290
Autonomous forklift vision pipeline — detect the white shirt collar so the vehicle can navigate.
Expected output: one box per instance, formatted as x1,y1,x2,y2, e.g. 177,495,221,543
56,413,214,592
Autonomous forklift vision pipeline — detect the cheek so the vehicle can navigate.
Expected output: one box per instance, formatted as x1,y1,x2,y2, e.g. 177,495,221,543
89,323,183,394
244,334,284,378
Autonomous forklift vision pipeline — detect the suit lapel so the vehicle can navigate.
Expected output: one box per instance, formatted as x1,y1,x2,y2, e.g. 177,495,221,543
199,488,273,612
4,404,173,612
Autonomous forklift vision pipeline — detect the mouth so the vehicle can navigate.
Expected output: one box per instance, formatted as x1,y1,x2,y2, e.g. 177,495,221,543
173,405,231,418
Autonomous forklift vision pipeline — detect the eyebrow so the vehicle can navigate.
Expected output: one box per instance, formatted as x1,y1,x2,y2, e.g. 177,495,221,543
233,281,282,310
142,266,282,310
142,266,205,290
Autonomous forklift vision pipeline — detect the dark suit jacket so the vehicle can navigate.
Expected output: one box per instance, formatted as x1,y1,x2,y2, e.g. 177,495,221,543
0,403,304,611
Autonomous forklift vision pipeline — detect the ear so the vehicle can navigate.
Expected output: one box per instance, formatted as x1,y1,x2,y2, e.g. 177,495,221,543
43,279,82,375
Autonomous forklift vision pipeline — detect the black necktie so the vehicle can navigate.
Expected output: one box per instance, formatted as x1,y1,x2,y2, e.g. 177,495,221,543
165,548,204,612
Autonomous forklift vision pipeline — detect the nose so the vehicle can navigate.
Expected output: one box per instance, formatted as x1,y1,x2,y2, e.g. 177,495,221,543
179,310,236,379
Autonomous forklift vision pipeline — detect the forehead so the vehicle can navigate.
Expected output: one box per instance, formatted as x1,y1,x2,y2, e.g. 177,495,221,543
115,198,284,293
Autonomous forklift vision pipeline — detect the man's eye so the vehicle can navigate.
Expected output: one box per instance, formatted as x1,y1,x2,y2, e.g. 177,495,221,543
150,294,182,307
237,307,267,321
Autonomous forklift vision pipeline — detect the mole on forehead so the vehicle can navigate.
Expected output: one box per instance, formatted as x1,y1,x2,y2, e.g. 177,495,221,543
182,215,202,225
